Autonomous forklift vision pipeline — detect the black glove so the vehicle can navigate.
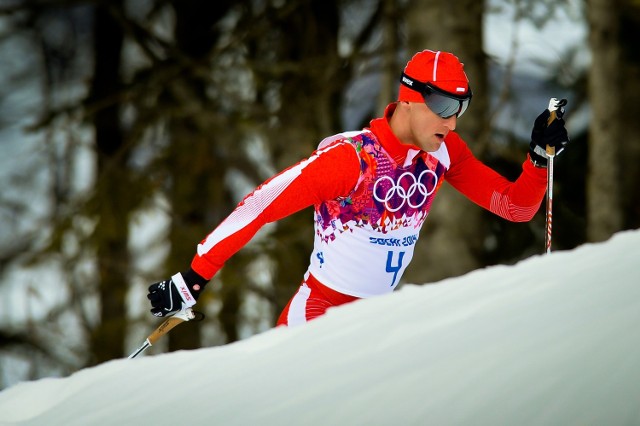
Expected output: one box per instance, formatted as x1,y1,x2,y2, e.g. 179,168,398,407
147,269,208,317
529,101,569,167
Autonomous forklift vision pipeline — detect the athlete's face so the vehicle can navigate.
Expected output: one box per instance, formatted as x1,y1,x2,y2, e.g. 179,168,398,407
407,102,457,152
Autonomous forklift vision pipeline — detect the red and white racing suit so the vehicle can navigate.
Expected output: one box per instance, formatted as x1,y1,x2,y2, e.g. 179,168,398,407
190,104,547,326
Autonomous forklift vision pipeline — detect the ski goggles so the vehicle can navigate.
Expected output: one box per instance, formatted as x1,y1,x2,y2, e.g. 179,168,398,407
400,73,473,118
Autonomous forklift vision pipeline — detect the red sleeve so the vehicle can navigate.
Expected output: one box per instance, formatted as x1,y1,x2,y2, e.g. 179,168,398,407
190,141,360,279
444,132,547,222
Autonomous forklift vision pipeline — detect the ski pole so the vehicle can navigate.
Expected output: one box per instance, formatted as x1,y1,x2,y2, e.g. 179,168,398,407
544,98,567,254
128,307,196,359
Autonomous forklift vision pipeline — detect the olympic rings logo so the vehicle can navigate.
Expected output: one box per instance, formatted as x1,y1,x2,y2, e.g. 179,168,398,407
373,170,438,212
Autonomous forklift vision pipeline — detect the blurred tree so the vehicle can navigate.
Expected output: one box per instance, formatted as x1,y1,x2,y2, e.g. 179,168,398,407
85,1,133,364
587,0,640,242
162,0,238,351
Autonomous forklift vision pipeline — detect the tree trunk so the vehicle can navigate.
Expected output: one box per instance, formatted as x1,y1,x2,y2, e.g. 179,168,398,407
587,0,640,241
88,2,128,363
586,0,626,242
617,1,640,232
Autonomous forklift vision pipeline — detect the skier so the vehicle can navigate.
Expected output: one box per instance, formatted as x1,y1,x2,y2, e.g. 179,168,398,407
147,49,569,327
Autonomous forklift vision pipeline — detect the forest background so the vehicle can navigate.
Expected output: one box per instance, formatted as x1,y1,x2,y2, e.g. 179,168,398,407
0,0,638,390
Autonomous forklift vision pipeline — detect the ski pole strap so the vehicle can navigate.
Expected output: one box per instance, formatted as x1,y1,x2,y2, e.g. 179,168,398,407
546,106,558,157
172,272,198,308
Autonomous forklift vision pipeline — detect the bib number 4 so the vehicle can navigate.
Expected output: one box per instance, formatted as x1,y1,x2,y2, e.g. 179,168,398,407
385,250,405,287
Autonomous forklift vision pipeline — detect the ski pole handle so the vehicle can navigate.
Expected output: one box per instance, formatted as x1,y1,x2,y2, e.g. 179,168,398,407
545,98,567,155
128,307,195,359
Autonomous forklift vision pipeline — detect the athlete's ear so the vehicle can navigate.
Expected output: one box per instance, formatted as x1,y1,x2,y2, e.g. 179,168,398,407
396,100,411,111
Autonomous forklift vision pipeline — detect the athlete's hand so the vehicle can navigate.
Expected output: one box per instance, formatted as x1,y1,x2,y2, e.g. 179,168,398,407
529,100,569,167
147,269,208,317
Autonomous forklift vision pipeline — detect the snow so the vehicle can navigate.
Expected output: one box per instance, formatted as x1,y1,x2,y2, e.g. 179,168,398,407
1,230,639,426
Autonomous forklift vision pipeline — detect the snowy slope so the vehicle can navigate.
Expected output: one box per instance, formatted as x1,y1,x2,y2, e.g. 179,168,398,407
0,230,639,426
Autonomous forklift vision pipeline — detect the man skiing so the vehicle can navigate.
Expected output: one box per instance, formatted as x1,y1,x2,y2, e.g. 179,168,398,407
147,49,569,327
